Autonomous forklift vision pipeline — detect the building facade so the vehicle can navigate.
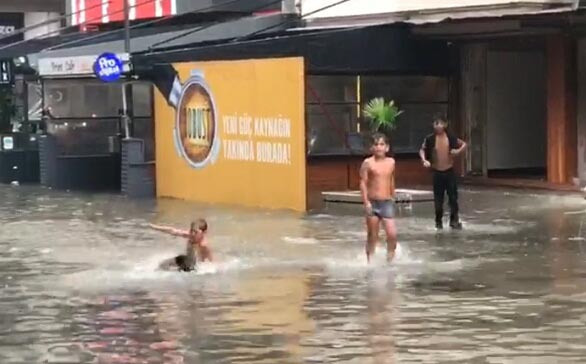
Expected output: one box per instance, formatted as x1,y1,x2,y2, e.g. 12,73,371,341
21,0,299,194
0,0,63,40
300,0,586,190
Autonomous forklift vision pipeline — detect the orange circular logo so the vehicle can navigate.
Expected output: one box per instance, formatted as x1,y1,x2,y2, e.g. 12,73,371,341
174,71,220,168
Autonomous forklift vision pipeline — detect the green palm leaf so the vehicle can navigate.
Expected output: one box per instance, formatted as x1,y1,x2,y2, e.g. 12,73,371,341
363,97,403,133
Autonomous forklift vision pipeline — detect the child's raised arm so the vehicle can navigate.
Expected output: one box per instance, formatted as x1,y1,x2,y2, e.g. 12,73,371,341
149,224,190,238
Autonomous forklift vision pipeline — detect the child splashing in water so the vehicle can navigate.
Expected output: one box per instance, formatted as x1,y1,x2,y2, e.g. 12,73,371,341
359,133,399,264
150,219,213,272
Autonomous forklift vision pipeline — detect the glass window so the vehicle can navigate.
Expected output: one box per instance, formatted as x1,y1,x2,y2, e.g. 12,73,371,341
361,76,449,154
27,82,42,121
42,80,153,119
307,104,357,155
132,83,153,118
47,119,119,155
305,75,450,155
82,83,123,117
307,76,358,103
306,76,359,155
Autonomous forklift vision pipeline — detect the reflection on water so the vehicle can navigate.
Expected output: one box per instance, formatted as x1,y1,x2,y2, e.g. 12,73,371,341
1,186,586,363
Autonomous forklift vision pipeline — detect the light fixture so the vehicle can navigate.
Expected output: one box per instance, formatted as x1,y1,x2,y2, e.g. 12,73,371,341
13,56,27,67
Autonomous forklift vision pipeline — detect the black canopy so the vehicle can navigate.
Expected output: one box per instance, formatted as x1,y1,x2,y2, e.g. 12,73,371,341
133,24,450,77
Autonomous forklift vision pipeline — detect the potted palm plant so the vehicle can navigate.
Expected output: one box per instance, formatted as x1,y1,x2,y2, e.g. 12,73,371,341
363,97,403,134
361,97,403,154
346,97,403,153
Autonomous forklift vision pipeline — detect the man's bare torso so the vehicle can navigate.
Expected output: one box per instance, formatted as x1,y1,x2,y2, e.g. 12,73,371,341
365,157,395,200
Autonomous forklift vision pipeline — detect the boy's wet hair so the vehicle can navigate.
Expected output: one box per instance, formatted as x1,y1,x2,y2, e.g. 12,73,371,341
371,133,388,145
433,113,448,125
190,218,208,233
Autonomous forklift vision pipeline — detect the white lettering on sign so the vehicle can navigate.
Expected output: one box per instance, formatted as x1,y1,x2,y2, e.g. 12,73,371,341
256,142,291,165
97,57,121,78
98,65,120,77
0,26,16,35
223,139,256,161
254,116,291,138
221,113,293,165
38,54,129,76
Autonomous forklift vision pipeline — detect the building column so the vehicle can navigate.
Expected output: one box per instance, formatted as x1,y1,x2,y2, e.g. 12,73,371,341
460,43,487,177
577,38,586,186
546,35,577,185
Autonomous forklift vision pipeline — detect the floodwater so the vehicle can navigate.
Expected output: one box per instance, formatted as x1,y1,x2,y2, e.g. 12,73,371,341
1,185,586,364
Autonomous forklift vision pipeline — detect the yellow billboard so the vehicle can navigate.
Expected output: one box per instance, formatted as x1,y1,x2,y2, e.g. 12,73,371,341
154,57,306,211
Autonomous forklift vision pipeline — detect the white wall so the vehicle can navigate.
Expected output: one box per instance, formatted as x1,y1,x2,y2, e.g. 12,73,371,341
486,50,546,170
301,0,576,19
24,12,60,40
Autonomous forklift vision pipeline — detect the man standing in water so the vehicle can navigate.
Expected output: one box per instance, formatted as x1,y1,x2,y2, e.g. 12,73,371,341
359,133,398,263
419,115,467,230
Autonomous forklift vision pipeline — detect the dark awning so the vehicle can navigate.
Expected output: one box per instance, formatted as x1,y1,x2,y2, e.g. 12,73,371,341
0,32,87,60
32,13,288,61
0,20,192,59
133,24,450,76
0,12,290,71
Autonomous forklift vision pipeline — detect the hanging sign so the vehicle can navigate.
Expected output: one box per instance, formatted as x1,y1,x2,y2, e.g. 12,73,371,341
93,52,124,82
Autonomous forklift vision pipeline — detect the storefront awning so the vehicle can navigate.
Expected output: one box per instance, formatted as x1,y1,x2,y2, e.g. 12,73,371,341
133,24,451,76
4,13,289,72
0,33,88,60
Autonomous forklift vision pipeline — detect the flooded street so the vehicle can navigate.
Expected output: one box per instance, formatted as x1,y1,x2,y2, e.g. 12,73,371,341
1,185,586,363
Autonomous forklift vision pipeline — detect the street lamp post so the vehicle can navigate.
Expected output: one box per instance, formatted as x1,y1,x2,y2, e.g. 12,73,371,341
122,0,133,139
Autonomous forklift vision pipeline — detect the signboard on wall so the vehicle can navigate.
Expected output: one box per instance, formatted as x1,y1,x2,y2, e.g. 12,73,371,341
38,53,130,77
154,57,306,211
93,53,124,82
70,0,177,26
0,12,24,45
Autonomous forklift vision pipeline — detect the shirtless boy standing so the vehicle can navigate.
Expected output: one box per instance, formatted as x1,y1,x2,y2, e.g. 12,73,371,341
419,115,467,230
359,133,398,263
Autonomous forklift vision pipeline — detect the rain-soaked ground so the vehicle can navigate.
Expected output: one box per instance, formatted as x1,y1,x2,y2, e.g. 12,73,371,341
1,184,586,364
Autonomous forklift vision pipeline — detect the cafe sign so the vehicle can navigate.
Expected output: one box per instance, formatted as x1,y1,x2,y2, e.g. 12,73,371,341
38,53,130,77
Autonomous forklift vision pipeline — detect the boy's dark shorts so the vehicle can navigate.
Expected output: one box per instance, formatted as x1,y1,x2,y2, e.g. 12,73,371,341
367,199,396,219
175,255,195,272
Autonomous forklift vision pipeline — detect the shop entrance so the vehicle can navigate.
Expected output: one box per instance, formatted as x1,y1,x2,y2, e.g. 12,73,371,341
485,42,547,180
